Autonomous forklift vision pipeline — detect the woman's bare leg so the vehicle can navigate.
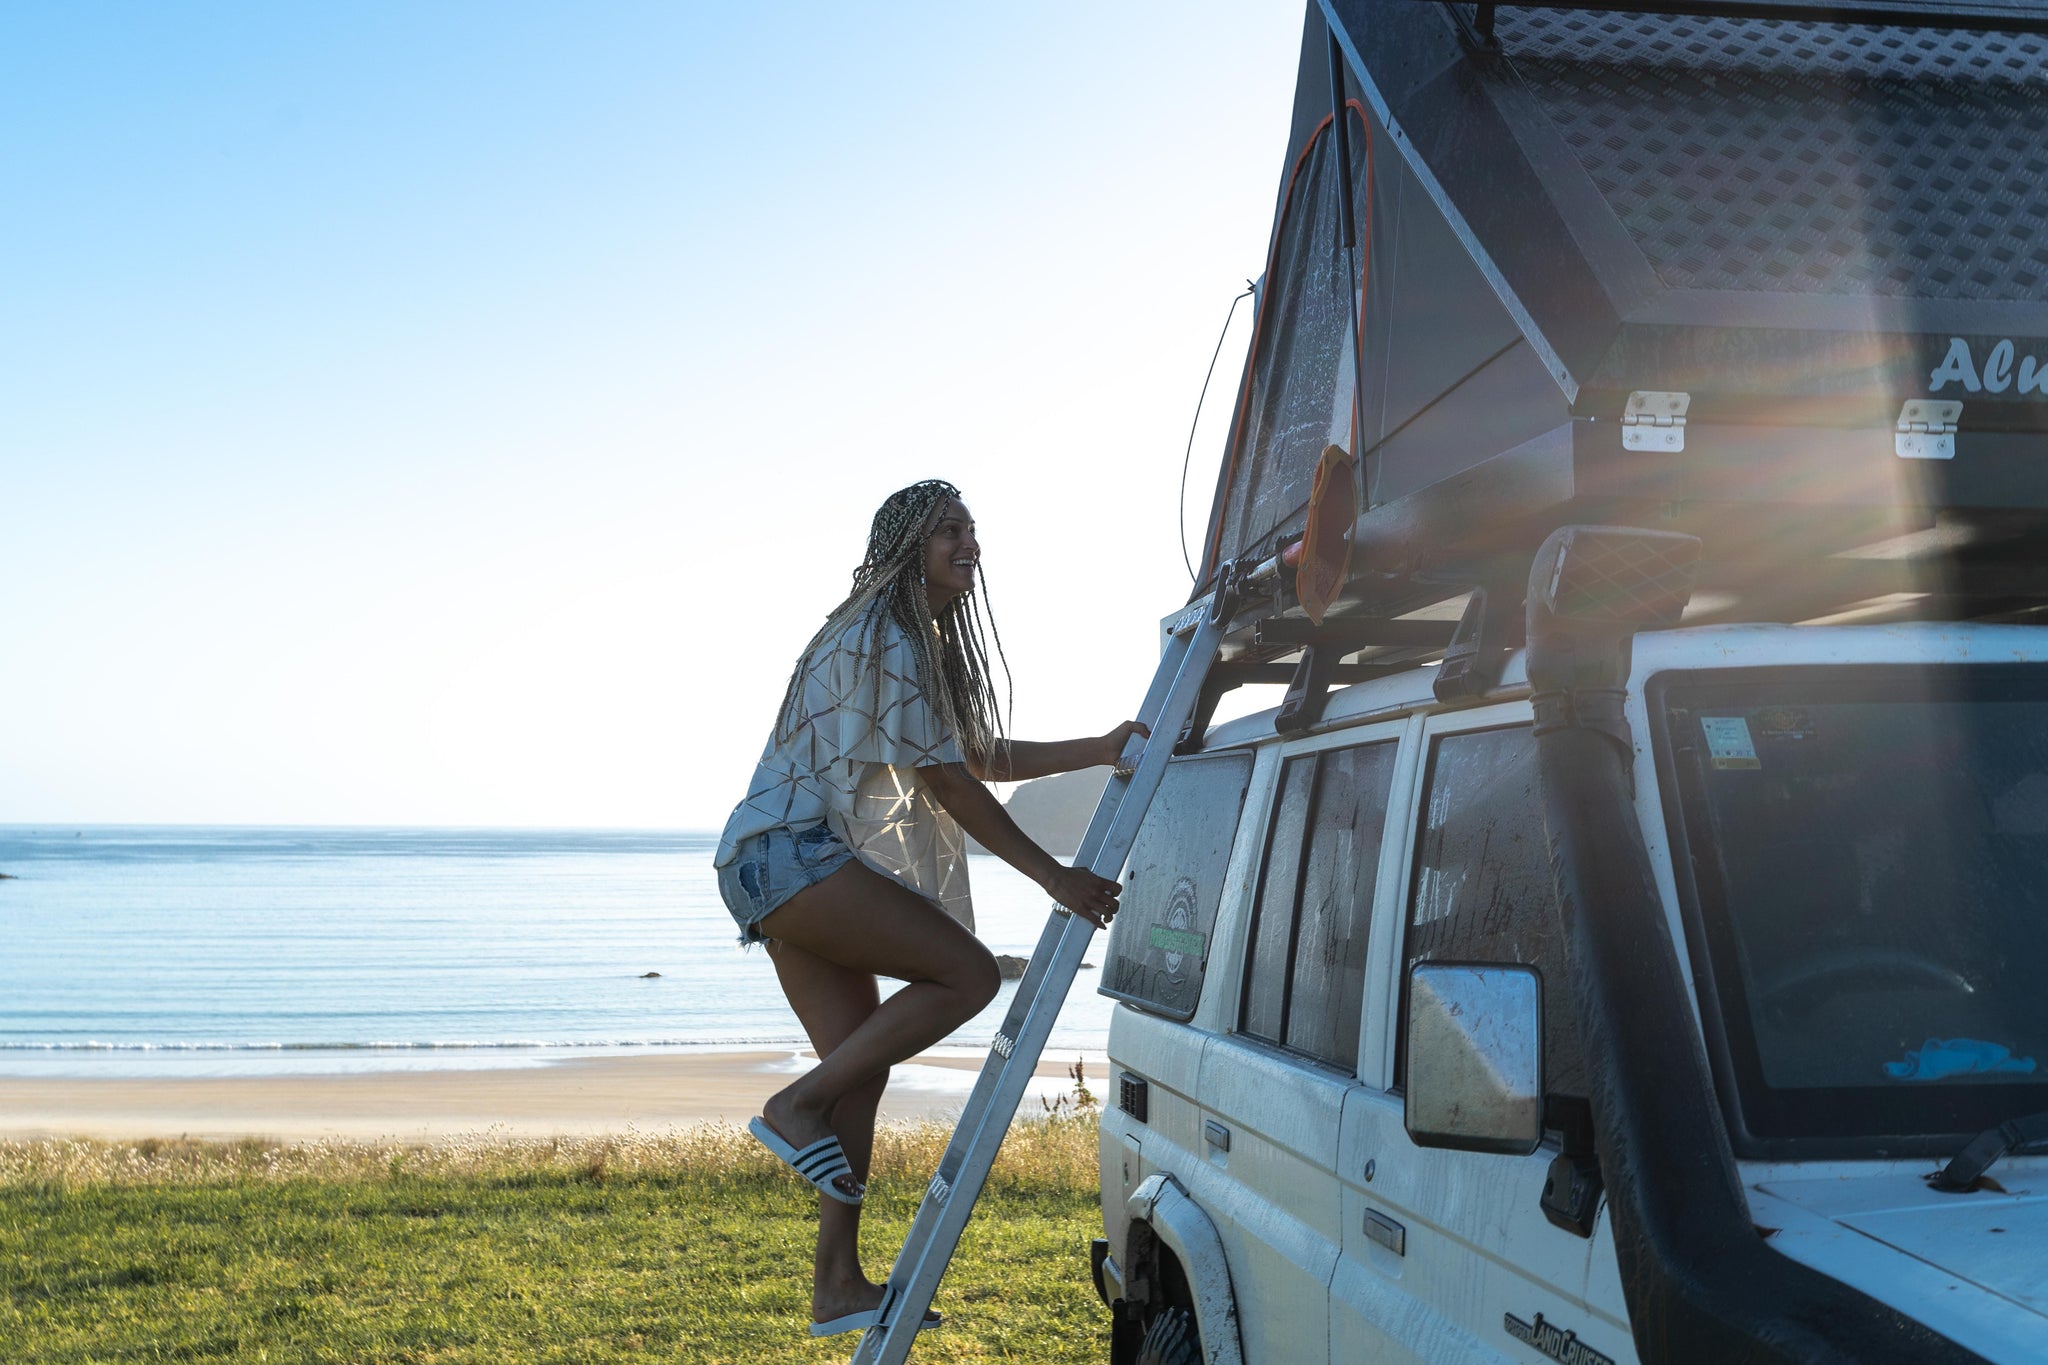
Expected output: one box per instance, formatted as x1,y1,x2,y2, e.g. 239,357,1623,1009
766,937,890,1324
756,859,998,1156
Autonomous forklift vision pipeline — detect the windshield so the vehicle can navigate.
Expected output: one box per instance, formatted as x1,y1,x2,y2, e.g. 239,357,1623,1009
1655,665,2048,1150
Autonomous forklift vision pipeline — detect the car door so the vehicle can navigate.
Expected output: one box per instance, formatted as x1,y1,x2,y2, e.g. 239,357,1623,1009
1197,721,1405,1365
1330,704,1636,1364
1098,747,1261,1282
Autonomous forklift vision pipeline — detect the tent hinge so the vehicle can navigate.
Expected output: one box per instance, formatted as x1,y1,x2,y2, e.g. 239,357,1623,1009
1897,399,1962,460
1620,391,1690,452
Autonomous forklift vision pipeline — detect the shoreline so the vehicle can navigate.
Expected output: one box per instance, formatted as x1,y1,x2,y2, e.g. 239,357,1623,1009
0,1049,1106,1143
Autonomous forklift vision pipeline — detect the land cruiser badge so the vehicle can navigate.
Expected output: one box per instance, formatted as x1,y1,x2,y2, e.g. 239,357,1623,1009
1504,1311,1614,1365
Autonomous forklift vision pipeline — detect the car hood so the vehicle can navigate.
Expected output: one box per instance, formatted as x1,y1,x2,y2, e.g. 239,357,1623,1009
1751,1165,2047,1362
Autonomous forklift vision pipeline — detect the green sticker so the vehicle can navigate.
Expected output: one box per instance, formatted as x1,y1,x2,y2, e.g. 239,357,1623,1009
1149,926,1207,956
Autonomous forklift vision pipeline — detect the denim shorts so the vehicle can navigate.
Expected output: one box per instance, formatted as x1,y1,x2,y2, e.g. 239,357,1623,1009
716,821,856,945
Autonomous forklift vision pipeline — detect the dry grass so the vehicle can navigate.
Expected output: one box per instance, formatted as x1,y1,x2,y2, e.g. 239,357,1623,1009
0,1112,1100,1191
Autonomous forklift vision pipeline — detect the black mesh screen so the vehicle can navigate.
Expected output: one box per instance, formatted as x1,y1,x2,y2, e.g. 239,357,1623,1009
1501,12,2048,299
1200,106,1370,582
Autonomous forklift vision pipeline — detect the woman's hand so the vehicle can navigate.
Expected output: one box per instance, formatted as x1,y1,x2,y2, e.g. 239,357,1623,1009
1044,864,1125,930
920,763,1127,927
1098,719,1152,768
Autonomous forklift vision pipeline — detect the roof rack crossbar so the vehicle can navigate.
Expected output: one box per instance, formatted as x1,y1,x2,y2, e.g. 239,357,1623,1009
1412,0,2048,35
1253,617,1459,650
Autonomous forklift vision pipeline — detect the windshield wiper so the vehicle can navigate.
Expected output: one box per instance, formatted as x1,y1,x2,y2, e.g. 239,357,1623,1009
1928,1109,2048,1192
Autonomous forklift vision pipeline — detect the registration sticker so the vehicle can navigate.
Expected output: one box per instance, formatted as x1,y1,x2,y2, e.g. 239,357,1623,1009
1701,716,1760,770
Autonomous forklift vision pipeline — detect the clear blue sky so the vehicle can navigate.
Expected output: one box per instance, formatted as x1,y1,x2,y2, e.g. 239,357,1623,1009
1,2,1303,828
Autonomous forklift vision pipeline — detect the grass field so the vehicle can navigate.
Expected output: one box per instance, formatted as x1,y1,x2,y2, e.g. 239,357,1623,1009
0,1115,1109,1364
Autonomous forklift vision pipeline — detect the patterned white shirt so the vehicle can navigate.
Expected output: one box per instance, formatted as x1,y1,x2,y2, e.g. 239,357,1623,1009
715,607,975,929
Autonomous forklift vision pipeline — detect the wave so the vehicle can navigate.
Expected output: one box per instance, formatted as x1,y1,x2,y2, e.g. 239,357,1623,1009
0,1037,816,1053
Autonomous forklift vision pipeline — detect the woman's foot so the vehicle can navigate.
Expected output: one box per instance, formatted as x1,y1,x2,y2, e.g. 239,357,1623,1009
760,1087,833,1149
760,1089,863,1202
811,1276,940,1331
813,1274,887,1327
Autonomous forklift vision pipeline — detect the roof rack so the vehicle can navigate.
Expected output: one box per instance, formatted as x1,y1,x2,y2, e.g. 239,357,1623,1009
1188,0,2048,722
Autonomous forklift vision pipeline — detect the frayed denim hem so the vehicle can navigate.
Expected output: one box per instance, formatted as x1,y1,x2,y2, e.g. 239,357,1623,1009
716,821,854,946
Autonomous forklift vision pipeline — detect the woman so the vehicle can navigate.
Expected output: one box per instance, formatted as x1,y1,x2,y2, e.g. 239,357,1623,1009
713,478,1144,1337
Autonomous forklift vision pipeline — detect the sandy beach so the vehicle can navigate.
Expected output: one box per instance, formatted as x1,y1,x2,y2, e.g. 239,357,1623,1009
0,1050,1104,1143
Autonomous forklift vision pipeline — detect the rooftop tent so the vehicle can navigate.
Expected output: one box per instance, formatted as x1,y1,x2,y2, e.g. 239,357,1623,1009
1197,0,2048,619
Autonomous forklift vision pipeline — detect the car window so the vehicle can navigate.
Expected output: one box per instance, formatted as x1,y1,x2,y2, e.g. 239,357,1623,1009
1240,740,1397,1071
1400,725,1585,1098
1241,756,1314,1042
1658,666,2048,1145
1100,751,1255,1020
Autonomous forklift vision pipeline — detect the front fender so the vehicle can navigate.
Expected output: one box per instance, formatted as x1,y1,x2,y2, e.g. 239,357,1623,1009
1125,1173,1244,1365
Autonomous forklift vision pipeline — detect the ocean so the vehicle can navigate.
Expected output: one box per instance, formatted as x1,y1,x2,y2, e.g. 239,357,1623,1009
0,826,1114,1079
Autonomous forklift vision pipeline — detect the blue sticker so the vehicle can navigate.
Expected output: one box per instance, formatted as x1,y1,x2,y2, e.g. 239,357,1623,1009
1884,1038,2038,1081
1701,716,1760,770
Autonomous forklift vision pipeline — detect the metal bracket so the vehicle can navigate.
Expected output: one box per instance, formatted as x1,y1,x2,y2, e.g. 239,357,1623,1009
1539,1094,1603,1238
1175,670,1241,755
1621,390,1690,452
1264,615,1462,735
1540,1152,1603,1237
1274,643,1340,735
1897,399,1962,460
1432,580,1522,702
1443,1,1504,52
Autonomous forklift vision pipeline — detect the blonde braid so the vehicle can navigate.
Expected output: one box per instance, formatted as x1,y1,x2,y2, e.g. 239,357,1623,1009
774,480,1009,767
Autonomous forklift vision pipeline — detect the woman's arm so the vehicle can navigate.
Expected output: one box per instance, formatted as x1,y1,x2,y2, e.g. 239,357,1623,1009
968,721,1150,783
917,762,1124,929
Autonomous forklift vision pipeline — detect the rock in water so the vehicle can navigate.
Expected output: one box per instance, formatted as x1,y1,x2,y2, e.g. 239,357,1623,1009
639,971,662,978
964,768,1111,858
994,954,1028,981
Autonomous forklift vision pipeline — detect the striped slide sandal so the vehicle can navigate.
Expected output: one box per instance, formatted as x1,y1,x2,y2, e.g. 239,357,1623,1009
747,1116,864,1205
810,1283,942,1337
809,1306,941,1338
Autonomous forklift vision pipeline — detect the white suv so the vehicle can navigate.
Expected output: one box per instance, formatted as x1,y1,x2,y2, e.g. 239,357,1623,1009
1091,538,2048,1364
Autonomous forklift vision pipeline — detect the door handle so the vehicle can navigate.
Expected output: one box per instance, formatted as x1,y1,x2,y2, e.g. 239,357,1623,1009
1204,1119,1231,1152
1364,1209,1406,1256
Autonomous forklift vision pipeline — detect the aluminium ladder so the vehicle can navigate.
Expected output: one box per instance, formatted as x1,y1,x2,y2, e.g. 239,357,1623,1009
850,581,1236,1364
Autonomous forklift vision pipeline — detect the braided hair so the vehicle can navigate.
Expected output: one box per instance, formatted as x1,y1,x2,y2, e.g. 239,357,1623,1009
774,479,1011,768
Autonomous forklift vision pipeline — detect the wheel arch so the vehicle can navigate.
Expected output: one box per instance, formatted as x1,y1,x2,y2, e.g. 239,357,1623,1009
1123,1173,1244,1365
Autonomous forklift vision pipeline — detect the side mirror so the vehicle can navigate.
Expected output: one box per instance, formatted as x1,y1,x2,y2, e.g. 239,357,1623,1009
1404,963,1544,1155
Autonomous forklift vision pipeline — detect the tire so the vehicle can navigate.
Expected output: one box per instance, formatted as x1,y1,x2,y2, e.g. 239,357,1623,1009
1135,1304,1203,1365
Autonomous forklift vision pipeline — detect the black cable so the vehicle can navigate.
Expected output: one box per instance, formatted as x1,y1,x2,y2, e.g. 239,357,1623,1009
1180,280,1256,583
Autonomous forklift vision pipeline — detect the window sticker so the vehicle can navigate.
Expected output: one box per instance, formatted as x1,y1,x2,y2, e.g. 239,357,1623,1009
1752,706,1813,740
1883,1038,2038,1081
1148,923,1207,962
1701,716,1761,770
